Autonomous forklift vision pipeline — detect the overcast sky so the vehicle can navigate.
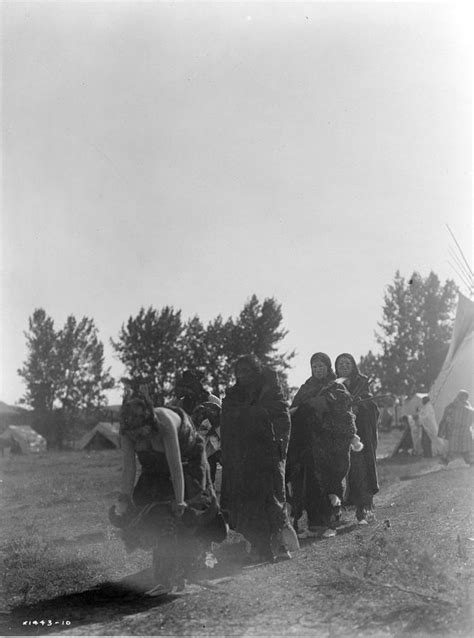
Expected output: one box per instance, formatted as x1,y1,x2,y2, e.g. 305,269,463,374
1,1,472,405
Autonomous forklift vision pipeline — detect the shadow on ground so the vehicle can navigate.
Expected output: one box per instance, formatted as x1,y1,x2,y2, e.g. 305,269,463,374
0,545,250,637
1,572,175,636
2,532,349,636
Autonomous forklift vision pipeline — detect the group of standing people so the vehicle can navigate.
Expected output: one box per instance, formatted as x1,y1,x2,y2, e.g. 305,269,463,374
288,352,379,536
110,351,380,594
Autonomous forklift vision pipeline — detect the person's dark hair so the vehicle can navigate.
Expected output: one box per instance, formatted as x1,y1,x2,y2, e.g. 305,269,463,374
120,388,157,435
457,390,469,402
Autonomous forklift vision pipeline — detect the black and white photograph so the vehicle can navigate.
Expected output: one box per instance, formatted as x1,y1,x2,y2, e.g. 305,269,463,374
1,1,472,636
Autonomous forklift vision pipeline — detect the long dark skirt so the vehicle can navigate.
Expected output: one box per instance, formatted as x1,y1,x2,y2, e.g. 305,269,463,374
287,456,324,529
345,401,379,520
345,449,377,519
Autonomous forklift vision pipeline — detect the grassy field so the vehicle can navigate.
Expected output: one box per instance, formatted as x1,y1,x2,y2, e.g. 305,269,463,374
1,432,472,637
0,428,414,609
0,449,150,609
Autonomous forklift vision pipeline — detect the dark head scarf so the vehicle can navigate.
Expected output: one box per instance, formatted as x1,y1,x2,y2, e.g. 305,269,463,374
334,353,360,380
334,353,373,401
310,352,336,382
234,355,264,388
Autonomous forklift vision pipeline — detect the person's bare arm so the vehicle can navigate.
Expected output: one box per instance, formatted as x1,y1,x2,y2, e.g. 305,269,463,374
115,434,136,514
155,408,186,516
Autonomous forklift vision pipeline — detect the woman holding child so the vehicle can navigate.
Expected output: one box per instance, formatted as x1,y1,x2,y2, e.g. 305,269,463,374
287,352,336,534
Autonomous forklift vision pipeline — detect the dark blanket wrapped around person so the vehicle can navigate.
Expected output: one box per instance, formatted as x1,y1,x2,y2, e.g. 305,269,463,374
290,380,358,528
220,360,294,560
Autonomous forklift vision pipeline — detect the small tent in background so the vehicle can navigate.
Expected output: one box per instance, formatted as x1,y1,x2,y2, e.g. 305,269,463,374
0,425,47,454
431,293,474,422
0,401,32,429
79,422,120,451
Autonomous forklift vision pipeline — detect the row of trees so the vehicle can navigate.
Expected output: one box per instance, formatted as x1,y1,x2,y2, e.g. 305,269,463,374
18,273,458,446
112,295,295,404
18,296,294,445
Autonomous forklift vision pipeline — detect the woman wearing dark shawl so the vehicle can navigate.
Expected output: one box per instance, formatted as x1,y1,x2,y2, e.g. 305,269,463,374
335,353,379,524
220,355,298,562
287,353,336,534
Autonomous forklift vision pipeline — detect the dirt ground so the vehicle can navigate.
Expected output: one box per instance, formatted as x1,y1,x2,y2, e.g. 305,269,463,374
0,432,473,637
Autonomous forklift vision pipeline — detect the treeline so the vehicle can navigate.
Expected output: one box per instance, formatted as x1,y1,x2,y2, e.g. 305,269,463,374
112,295,295,404
18,311,115,447
18,295,294,446
18,272,458,447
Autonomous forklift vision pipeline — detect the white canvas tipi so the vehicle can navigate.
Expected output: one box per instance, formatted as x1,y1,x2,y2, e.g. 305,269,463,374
430,293,474,422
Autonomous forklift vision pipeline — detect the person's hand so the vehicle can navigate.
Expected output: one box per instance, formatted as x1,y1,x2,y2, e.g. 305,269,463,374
351,435,364,452
172,501,187,518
